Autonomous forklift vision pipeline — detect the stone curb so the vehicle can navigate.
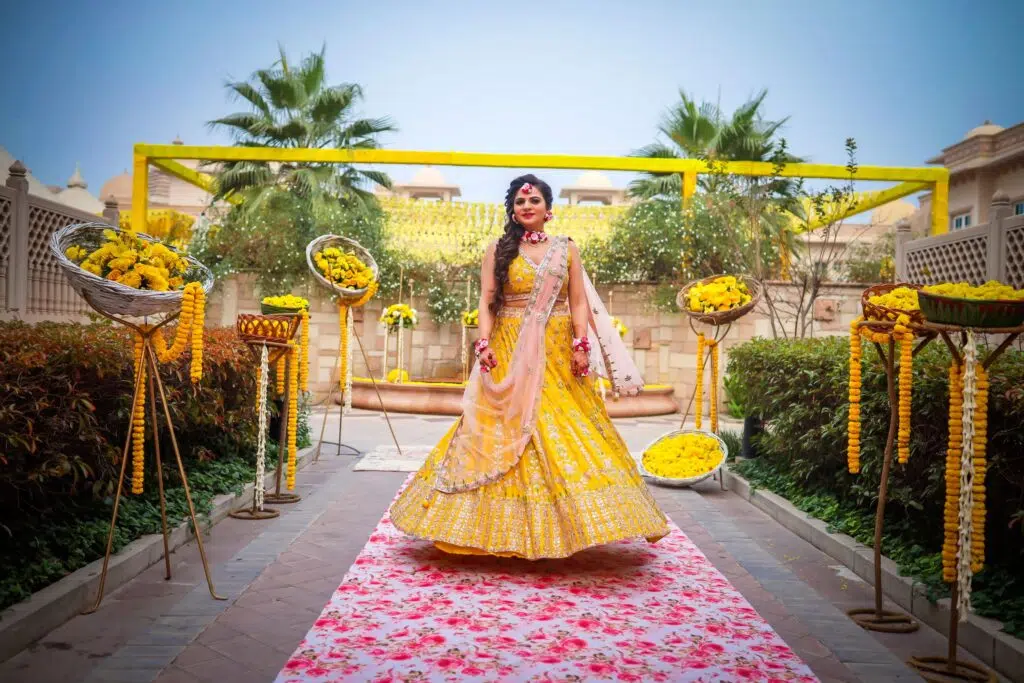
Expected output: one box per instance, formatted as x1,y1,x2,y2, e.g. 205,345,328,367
723,465,1024,682
0,445,321,663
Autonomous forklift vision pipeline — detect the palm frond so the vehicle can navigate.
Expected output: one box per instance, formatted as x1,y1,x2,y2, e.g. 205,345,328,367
225,81,271,118
208,112,268,140
300,45,327,98
308,85,359,128
338,116,397,145
627,174,682,200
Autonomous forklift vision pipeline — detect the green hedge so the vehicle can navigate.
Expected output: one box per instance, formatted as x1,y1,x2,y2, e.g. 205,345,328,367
0,321,306,612
727,337,1024,635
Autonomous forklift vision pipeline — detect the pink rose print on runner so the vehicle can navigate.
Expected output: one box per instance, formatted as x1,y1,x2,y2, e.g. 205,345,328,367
275,479,819,682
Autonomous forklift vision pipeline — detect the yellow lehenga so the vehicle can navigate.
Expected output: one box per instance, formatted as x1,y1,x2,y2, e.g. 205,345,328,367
389,252,669,560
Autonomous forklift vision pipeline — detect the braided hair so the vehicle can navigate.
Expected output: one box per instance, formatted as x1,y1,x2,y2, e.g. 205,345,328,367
489,174,553,315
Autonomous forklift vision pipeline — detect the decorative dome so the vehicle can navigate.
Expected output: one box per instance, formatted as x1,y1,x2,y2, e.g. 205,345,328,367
67,163,87,189
409,166,450,187
870,199,917,225
965,121,1004,139
100,171,132,201
572,171,613,189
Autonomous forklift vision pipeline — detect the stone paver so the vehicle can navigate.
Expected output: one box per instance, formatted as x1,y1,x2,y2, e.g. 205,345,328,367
3,410,1002,682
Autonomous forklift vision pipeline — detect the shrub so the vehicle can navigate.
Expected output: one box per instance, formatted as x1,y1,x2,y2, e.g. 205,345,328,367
727,337,1024,633
0,322,268,611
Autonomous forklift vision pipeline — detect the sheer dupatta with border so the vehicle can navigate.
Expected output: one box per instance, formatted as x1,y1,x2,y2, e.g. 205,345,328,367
433,237,570,494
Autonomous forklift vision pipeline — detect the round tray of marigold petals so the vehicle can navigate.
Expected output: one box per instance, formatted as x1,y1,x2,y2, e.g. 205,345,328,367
237,313,300,345
638,429,727,488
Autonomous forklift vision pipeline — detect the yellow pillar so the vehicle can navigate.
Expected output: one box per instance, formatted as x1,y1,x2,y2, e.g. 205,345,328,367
930,178,949,236
131,154,149,234
681,172,697,207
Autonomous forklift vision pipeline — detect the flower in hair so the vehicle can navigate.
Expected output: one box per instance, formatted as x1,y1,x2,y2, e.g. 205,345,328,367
519,183,533,195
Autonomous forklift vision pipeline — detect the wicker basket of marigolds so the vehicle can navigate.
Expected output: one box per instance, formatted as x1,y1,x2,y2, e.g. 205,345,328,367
639,429,727,488
306,235,378,303
677,275,760,325
52,222,213,318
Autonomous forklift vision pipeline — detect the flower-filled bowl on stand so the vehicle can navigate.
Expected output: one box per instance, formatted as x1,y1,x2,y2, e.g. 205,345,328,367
51,222,213,318
918,281,1024,328
677,275,760,326
261,295,310,316
306,235,378,303
639,429,727,488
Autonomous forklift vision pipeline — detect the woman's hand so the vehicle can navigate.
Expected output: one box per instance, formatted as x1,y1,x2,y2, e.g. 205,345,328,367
478,348,498,373
571,349,590,377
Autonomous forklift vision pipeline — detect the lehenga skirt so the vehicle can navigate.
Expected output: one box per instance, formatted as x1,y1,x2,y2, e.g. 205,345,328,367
389,305,669,559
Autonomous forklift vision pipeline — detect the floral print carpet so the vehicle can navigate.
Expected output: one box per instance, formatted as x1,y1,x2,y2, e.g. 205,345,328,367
276,495,818,682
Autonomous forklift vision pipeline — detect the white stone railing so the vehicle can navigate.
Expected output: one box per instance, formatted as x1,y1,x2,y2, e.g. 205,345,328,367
896,191,1024,288
0,161,121,322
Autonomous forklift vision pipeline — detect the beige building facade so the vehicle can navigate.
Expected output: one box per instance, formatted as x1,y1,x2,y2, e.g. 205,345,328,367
913,121,1024,235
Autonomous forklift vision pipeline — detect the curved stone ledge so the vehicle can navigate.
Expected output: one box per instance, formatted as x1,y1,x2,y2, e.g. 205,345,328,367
345,379,677,418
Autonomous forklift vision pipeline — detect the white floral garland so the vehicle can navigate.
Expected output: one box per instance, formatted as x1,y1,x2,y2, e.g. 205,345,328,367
255,343,269,511
344,306,354,414
957,330,978,619
381,325,390,381
397,321,405,382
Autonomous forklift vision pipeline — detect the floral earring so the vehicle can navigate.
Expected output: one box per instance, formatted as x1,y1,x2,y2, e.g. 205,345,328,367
544,211,554,223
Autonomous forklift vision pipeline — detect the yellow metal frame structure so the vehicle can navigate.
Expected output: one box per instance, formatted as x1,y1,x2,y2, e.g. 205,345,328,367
133,144,951,236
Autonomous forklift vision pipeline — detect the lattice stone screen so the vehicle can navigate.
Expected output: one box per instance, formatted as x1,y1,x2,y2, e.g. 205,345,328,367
1004,220,1024,289
905,228,989,286
0,192,11,307
27,204,91,316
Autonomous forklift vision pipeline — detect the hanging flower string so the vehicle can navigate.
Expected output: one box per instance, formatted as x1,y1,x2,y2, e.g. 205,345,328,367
847,317,863,474
337,281,379,407
695,333,705,430
299,308,310,393
693,333,720,433
846,315,915,473
286,341,299,490
709,337,720,433
972,363,988,574
956,332,978,617
894,315,914,464
130,335,147,495
129,282,206,494
255,343,269,511
943,360,963,584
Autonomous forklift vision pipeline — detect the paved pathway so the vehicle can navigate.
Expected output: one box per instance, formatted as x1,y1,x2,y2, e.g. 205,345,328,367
0,410,1001,682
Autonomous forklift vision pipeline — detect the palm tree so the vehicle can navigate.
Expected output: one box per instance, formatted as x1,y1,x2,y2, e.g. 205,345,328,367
208,45,396,214
628,89,800,199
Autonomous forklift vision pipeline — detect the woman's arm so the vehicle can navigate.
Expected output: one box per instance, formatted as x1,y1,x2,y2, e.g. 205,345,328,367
567,240,589,339
567,240,591,377
477,242,498,340
475,242,499,371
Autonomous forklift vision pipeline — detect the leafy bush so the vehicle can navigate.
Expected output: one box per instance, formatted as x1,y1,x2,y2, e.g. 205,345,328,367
727,337,1024,634
0,322,275,611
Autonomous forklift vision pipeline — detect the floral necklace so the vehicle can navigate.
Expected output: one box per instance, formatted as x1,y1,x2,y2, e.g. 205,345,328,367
521,229,548,245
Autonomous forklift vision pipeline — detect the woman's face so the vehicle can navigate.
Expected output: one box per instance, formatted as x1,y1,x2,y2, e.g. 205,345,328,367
512,184,547,232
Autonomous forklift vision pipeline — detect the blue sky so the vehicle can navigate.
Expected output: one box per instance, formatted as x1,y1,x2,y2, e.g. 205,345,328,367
2,0,1022,202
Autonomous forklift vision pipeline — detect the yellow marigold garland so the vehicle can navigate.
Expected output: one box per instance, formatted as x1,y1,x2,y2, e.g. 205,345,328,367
972,364,988,573
189,286,204,383
695,333,705,430
943,361,963,583
131,334,147,494
894,316,914,464
299,308,310,393
708,337,720,433
847,317,863,474
126,282,205,495
276,355,286,395
338,281,379,398
286,342,299,490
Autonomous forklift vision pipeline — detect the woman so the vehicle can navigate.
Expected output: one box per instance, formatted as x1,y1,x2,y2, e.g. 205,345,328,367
390,175,668,559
